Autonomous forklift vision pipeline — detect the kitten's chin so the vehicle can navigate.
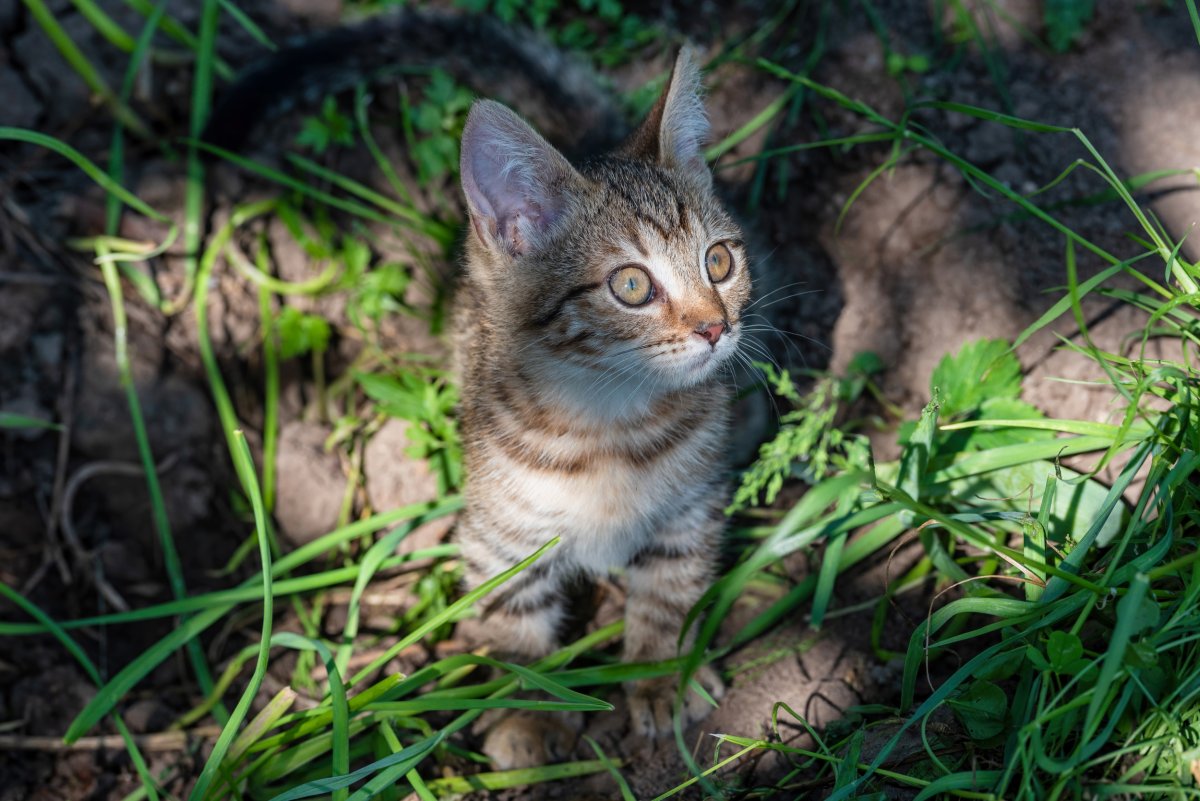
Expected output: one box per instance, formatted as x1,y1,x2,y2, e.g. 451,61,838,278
660,342,733,389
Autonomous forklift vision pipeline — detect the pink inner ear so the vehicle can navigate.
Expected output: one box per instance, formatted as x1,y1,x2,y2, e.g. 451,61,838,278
460,100,576,256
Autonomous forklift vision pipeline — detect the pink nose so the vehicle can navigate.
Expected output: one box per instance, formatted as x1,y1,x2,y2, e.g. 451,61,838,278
694,321,726,346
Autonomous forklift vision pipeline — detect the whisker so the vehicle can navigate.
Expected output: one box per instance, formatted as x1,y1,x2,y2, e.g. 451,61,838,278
592,358,643,399
743,280,811,311
741,317,831,352
513,331,553,356
602,339,675,360
739,337,786,375
750,289,823,313
737,325,806,367
728,350,783,430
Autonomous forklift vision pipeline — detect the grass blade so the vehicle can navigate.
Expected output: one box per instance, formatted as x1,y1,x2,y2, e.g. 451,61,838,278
189,431,275,801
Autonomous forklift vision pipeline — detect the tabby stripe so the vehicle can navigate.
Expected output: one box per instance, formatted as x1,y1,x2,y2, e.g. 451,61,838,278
676,198,691,236
487,405,712,474
623,221,649,257
626,595,693,622
531,281,602,327
490,523,558,563
609,182,675,241
549,330,599,355
490,427,591,474
623,408,709,469
462,552,494,579
482,560,557,607
492,378,570,436
635,210,672,241
493,585,561,615
629,541,697,568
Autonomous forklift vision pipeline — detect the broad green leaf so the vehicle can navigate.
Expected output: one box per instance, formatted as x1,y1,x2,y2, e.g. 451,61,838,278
1045,0,1095,51
930,459,1123,548
1124,641,1158,670
846,350,884,377
948,680,1007,740
1046,631,1083,673
937,397,1052,453
973,647,1024,682
276,307,331,359
356,371,427,421
1025,645,1051,672
914,771,1003,801
931,338,1021,417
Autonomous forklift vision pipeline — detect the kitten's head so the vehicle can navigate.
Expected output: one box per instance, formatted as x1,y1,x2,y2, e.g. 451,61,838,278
459,48,750,402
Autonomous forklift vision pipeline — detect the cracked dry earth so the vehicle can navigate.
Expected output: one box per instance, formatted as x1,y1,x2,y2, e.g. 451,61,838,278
2,1,1199,798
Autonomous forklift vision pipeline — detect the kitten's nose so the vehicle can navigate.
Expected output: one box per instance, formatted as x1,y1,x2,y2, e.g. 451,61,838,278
694,320,727,347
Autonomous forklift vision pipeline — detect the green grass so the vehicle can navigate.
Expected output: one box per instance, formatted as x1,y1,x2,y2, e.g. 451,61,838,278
3,2,1199,800
694,58,1199,801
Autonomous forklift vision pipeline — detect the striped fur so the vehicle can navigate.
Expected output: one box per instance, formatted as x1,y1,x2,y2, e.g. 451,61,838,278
453,49,747,752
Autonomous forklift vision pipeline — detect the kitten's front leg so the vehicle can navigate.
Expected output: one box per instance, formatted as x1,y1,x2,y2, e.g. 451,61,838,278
457,552,565,660
623,520,725,737
456,535,578,768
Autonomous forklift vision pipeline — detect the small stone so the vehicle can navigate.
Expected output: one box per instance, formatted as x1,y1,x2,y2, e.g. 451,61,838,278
122,699,169,734
274,420,346,546
362,419,456,555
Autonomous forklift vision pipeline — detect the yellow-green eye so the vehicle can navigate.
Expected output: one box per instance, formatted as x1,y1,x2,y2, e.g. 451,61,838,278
608,265,654,306
705,242,734,283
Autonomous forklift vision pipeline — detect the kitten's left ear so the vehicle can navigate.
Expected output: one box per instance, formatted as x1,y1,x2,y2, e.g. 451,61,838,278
460,100,584,259
622,47,710,183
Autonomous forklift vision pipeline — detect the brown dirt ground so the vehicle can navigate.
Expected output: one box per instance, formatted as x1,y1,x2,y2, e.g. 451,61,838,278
1,0,1197,798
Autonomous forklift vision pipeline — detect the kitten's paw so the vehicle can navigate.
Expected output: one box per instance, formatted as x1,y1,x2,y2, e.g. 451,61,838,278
626,665,725,737
480,711,581,770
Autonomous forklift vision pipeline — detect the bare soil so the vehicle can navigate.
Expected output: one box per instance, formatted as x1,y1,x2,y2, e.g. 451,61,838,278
1,0,1197,798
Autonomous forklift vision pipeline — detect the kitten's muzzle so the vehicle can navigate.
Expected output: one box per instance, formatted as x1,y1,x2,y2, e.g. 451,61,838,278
693,320,728,347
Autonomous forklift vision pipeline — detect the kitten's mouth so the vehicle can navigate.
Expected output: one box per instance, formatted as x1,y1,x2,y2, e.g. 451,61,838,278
645,332,739,389
680,342,726,377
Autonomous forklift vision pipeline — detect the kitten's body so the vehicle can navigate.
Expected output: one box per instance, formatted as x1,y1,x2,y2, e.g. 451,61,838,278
206,14,752,766
453,56,751,757
453,214,731,649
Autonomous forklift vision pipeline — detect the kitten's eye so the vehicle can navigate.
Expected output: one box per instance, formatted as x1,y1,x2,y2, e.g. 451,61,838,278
705,242,734,283
608,265,654,306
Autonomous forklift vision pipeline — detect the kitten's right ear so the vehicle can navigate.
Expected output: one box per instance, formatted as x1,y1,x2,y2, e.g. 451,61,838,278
621,47,710,183
460,100,582,258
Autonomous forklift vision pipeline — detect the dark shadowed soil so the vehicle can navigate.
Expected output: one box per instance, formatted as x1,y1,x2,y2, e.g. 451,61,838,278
1,0,1197,797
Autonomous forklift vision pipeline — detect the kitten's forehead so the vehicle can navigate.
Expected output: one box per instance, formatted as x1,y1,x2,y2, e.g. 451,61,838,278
582,158,736,273
587,158,700,224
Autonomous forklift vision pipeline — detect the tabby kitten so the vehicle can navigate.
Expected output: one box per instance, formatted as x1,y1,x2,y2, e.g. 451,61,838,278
453,48,751,765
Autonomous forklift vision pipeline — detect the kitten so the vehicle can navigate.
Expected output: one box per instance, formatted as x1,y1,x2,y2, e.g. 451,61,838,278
452,48,750,766
203,13,752,768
